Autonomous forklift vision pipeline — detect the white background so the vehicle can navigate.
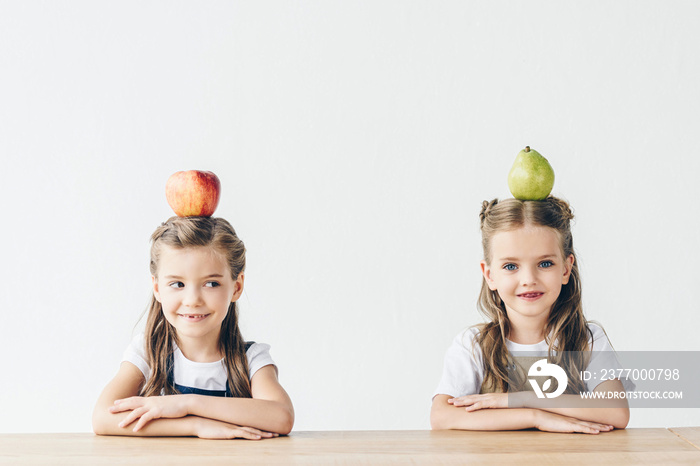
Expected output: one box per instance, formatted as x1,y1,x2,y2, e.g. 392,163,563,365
1,1,698,433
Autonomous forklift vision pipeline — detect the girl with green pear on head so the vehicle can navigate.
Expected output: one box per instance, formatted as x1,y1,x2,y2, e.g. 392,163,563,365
431,148,630,433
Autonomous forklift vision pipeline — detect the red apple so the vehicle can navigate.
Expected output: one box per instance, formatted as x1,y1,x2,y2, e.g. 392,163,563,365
165,170,221,217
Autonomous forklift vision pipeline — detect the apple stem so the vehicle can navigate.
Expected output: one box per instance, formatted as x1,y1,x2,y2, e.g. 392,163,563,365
525,146,530,152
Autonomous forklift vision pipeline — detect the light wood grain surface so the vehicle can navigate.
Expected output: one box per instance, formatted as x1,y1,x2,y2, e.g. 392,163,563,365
670,427,700,449
1,429,699,465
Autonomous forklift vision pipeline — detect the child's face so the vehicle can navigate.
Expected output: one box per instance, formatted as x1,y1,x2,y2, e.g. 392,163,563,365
152,245,243,352
480,225,574,330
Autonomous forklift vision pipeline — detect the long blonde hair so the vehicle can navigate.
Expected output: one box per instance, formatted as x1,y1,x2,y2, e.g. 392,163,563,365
476,197,591,393
140,216,252,398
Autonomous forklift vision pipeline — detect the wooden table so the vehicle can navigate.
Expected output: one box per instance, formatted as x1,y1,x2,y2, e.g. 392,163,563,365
1,429,699,465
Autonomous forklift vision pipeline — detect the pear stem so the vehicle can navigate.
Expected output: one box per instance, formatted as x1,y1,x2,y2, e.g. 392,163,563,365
525,146,530,152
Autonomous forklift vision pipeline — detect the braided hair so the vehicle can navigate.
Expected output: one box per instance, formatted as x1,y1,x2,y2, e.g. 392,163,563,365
475,196,590,393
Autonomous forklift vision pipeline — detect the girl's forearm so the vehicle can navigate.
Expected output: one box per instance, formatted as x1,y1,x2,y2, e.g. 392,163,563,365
93,410,198,437
514,392,629,428
186,395,294,435
533,407,628,429
431,403,537,431
525,395,630,429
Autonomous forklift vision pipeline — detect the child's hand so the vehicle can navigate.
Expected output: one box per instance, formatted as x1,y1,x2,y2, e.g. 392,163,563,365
448,393,508,411
534,410,614,434
195,418,279,440
110,395,189,432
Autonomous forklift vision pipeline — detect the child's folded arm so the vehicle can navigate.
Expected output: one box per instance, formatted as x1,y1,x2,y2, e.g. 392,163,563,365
431,394,615,434
93,362,278,439
514,379,630,429
444,380,629,430
110,364,294,435
185,365,294,435
92,361,198,437
431,394,537,431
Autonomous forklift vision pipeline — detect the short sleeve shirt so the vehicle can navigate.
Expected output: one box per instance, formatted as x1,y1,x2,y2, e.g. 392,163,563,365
122,333,275,392
433,323,623,398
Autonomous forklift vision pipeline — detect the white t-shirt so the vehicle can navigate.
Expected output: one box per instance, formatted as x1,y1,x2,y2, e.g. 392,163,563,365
434,323,627,398
122,333,275,394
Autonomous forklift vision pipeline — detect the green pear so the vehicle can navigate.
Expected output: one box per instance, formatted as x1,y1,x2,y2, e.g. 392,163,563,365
507,146,555,200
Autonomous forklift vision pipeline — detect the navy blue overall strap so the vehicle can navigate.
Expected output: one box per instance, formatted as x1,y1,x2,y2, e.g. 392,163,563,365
166,341,254,397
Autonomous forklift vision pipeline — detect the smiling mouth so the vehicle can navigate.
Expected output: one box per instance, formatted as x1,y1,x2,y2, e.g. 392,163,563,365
178,313,210,321
518,292,544,300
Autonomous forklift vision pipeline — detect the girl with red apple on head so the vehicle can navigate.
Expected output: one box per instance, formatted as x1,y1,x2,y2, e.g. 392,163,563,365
93,172,294,439
430,196,631,434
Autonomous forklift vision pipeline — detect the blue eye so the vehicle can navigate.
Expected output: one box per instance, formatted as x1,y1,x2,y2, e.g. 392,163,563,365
205,281,221,288
169,282,184,289
503,263,518,271
539,261,554,268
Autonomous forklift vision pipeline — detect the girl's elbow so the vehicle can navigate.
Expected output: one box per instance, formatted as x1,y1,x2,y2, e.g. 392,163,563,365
613,408,630,429
430,407,449,430
275,405,295,435
91,409,107,436
93,425,111,436
278,420,293,436
91,413,112,436
281,414,295,435
92,406,125,436
92,422,105,436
